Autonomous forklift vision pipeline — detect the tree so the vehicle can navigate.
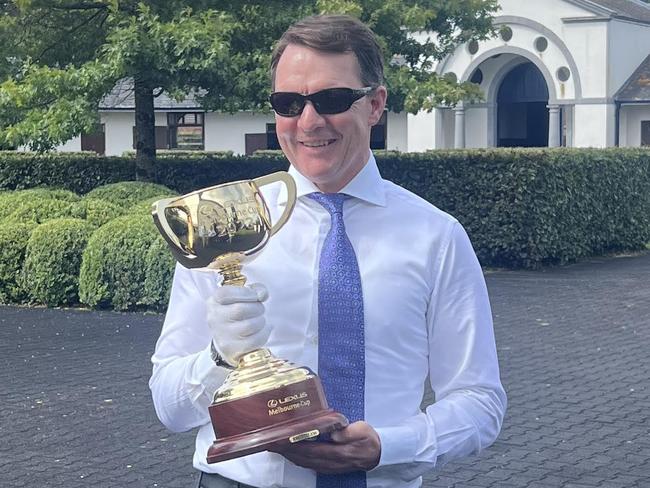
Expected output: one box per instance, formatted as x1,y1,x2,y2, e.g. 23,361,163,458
0,0,498,179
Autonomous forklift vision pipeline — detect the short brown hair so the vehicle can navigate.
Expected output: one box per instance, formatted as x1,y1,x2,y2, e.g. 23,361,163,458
270,15,384,90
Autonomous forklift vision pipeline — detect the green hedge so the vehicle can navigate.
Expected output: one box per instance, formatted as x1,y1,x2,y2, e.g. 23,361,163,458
376,148,650,267
1,148,649,270
21,218,95,306
0,222,37,303
0,152,134,194
84,181,176,207
78,214,167,310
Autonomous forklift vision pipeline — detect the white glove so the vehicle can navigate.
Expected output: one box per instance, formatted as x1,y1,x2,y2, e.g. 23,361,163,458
206,283,270,367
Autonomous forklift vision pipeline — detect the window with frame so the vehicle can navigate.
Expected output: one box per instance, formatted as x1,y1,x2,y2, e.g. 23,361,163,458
641,121,650,146
168,112,205,150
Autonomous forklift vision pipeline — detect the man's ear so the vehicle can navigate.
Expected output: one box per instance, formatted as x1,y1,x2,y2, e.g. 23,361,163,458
368,86,388,126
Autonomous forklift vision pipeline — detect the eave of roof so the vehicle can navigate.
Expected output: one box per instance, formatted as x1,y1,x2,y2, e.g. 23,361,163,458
615,53,650,102
563,0,650,25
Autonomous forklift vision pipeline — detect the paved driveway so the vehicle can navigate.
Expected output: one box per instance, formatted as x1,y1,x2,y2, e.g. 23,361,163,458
1,252,648,487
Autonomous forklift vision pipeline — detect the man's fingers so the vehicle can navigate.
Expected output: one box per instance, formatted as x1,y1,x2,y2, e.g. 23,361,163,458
329,421,368,443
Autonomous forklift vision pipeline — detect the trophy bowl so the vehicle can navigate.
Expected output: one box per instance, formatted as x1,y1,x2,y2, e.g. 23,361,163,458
151,172,348,463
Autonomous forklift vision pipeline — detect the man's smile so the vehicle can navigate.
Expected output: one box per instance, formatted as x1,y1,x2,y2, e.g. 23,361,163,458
300,139,337,148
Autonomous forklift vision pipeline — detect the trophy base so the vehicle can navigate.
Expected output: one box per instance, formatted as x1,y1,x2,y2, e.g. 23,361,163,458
206,409,348,463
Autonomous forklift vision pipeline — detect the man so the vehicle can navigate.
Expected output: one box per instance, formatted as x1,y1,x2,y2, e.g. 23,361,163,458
150,14,506,488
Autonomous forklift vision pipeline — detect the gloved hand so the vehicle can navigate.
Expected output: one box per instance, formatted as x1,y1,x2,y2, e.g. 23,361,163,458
206,283,270,367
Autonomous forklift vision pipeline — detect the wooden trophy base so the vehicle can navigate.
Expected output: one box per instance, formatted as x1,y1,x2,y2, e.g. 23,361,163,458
207,409,347,463
206,374,348,463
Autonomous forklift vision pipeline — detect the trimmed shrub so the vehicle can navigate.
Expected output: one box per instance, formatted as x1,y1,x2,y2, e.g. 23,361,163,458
21,219,95,306
84,181,176,207
377,148,650,267
3,197,78,224
72,198,125,228
79,214,159,310
128,194,178,217
2,148,649,269
0,187,79,216
0,152,134,193
0,222,37,303
141,237,176,311
153,155,289,194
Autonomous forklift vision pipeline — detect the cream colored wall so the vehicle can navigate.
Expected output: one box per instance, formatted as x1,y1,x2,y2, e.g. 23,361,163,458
386,111,408,151
608,20,650,97
573,104,610,147
465,107,489,148
619,105,650,147
406,111,437,152
55,135,82,152
204,112,274,154
100,112,135,156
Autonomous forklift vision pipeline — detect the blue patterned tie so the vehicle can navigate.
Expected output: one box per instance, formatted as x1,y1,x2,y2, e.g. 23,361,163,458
308,192,366,488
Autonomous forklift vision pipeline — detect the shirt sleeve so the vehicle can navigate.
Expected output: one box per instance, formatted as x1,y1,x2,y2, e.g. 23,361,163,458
372,221,507,480
149,263,231,433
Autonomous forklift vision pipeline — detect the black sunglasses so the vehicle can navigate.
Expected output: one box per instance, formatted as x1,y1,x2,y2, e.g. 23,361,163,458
270,87,375,117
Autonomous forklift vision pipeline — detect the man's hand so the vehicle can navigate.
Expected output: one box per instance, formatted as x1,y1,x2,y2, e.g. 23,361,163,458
271,421,381,474
206,283,270,366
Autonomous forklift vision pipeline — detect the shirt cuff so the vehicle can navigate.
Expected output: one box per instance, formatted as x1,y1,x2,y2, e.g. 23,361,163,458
373,423,420,467
191,345,230,411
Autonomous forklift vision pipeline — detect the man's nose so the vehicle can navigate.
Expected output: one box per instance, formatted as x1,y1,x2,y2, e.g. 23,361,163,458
297,101,326,132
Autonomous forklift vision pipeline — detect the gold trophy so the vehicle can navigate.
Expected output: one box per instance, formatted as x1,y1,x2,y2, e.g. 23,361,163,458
152,173,348,463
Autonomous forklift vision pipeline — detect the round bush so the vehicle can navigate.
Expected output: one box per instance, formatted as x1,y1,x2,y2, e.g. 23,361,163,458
0,188,81,214
21,218,95,306
141,236,176,311
128,194,178,217
0,222,37,303
84,181,176,208
2,197,79,225
79,214,160,310
71,198,125,228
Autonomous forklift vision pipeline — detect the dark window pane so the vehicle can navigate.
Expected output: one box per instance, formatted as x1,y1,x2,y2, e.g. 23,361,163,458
642,121,650,146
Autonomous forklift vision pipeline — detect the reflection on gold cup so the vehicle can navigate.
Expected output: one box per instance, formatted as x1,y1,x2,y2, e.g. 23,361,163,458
151,172,348,463
152,172,296,285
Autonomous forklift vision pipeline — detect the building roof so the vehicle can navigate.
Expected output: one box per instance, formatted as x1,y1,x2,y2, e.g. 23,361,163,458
615,53,650,102
99,78,203,110
566,0,650,23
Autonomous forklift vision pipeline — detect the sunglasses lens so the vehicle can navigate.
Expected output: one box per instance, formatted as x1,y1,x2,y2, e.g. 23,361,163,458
270,93,305,116
271,88,369,117
311,88,355,114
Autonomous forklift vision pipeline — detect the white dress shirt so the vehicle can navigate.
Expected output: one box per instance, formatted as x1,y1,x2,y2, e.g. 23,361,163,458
149,154,506,488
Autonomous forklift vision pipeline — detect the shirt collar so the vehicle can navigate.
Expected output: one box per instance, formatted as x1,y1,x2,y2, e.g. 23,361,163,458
277,153,386,207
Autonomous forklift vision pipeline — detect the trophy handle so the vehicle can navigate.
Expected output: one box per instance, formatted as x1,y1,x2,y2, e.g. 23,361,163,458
252,172,297,237
152,197,185,252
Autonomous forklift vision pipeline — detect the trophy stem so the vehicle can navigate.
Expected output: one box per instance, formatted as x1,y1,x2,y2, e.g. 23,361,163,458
219,261,247,286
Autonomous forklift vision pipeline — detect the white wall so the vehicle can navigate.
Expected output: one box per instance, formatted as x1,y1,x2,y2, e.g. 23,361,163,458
563,21,609,98
55,135,82,152
406,111,436,152
100,112,135,156
620,104,650,147
608,20,650,97
386,111,408,151
465,107,489,148
499,0,595,35
573,104,611,147
204,112,274,154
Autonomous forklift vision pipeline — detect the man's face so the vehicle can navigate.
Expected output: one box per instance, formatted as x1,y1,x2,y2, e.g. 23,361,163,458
273,44,387,193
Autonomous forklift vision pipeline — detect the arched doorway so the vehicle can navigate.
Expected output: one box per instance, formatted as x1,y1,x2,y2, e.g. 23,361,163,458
497,62,549,147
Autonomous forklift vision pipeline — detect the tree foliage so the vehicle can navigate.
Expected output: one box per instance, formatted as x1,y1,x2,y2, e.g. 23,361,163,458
0,0,498,170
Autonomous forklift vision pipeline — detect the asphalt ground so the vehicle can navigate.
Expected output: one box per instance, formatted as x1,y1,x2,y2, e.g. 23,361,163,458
1,252,648,488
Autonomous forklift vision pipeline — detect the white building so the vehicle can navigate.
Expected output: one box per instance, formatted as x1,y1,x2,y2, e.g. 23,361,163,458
67,0,650,155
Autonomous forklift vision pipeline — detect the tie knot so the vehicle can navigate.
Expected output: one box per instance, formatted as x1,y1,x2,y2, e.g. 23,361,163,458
308,192,349,215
